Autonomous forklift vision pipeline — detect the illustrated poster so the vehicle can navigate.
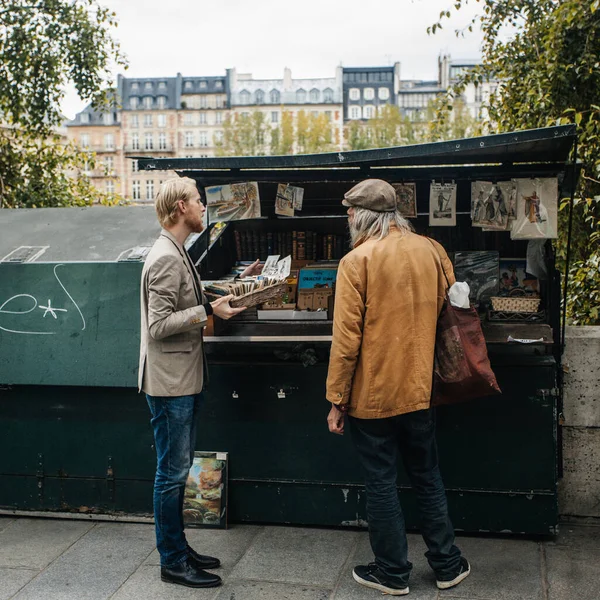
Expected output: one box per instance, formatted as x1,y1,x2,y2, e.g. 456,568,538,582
393,183,417,218
275,184,295,216
511,178,558,240
205,182,261,224
454,251,499,306
471,181,516,230
498,259,539,297
184,451,228,529
429,182,457,226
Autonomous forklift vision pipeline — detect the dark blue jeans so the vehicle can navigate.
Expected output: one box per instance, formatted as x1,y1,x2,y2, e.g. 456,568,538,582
348,408,461,586
146,393,201,568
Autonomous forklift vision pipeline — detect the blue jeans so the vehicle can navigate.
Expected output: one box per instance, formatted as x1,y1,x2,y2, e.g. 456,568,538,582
146,393,202,568
348,408,461,586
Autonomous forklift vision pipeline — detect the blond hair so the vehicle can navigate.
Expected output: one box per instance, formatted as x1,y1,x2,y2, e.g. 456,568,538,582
349,207,413,248
155,177,198,227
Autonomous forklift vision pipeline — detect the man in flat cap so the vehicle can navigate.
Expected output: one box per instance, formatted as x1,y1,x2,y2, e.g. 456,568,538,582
326,179,469,596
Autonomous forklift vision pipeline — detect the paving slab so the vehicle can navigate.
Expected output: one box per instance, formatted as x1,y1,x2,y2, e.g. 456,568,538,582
546,524,600,557
230,526,358,588
332,532,437,600
0,568,38,600
12,523,155,600
111,565,221,600
0,517,16,534
0,518,94,569
546,545,600,600
437,535,544,600
143,524,262,568
215,581,330,600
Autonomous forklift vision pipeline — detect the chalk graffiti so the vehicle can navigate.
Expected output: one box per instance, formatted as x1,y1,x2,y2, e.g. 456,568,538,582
0,264,86,335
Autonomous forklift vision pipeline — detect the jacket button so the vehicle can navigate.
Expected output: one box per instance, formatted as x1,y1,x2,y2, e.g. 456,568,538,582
337,393,342,398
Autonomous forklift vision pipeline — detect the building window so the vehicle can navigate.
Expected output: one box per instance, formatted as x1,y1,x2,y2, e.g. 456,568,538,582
144,133,153,150
199,80,207,89
157,96,166,109
323,88,333,103
131,114,139,128
215,111,222,124
184,113,193,126
215,80,223,89
378,87,390,100
131,133,139,150
199,131,208,147
199,112,207,124
255,89,264,104
214,130,224,143
158,81,167,90
239,90,250,105
184,81,192,90
80,113,90,124
364,105,375,119
271,111,279,124
132,159,139,173
349,106,361,120
241,112,250,118
144,82,152,91
144,114,152,128
80,134,90,148
185,131,194,147
131,82,139,92
106,180,115,195
158,114,166,128
296,89,306,103
129,97,139,110
104,156,114,173
132,180,141,200
311,110,318,118
104,133,115,150
349,88,360,101
270,89,280,104
310,89,320,103
474,85,483,103
364,88,375,101
159,132,167,150
103,113,112,126
146,180,155,201
199,96,208,109
143,96,153,110
325,110,332,121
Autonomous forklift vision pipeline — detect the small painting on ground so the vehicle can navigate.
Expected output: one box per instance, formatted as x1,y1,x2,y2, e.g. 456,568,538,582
184,451,228,529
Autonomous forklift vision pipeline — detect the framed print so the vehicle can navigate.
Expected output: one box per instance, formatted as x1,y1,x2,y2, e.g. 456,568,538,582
184,451,228,529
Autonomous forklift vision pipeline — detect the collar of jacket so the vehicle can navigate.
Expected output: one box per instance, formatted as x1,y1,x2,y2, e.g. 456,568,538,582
160,228,186,256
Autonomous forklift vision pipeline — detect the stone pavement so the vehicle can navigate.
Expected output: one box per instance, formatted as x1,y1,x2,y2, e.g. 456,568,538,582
0,517,598,600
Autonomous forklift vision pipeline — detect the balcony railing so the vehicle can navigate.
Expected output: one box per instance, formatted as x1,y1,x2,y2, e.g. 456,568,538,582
124,144,175,153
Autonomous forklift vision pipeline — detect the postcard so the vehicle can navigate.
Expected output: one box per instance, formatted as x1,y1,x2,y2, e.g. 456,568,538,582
205,182,261,224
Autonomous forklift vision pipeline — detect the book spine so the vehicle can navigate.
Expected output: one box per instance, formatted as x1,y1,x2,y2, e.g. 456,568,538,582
292,231,298,260
259,232,267,259
297,231,306,260
326,234,333,260
286,231,293,257
251,231,259,260
240,231,248,261
267,231,274,255
313,232,318,260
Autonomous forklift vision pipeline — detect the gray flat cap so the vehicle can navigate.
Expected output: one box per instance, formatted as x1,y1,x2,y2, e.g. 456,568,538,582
342,179,396,212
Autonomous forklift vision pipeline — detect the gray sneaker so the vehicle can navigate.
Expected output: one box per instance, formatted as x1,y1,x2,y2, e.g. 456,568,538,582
352,563,409,596
436,557,471,590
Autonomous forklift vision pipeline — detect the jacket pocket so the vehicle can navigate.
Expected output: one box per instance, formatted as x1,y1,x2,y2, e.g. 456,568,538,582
161,340,193,353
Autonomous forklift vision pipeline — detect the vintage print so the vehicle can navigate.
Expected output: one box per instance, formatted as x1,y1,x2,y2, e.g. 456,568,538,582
511,178,558,240
429,182,457,226
275,184,295,217
499,259,539,297
454,251,500,306
393,183,417,218
205,182,261,224
471,181,516,230
183,451,228,529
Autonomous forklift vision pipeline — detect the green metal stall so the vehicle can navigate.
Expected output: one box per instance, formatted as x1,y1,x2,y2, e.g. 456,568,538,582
0,125,576,534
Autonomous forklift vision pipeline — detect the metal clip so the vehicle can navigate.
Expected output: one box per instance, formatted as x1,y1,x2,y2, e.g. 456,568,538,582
232,391,239,399
277,389,286,399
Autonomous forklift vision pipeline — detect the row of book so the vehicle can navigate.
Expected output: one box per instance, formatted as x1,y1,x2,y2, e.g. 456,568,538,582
234,230,347,261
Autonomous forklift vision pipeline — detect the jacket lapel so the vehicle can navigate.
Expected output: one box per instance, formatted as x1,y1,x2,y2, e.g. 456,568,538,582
160,230,202,304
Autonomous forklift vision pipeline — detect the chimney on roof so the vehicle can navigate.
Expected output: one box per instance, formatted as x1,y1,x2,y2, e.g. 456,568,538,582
283,67,292,90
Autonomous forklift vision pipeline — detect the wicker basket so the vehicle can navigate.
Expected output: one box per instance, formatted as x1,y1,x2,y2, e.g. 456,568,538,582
229,282,288,309
490,296,541,313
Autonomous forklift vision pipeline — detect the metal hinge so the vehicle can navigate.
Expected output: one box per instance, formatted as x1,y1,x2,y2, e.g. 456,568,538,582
106,456,115,504
36,453,44,502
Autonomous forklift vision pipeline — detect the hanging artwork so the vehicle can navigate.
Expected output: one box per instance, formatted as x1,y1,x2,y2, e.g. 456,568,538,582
429,182,457,226
511,178,558,239
393,183,417,218
184,451,228,529
454,251,500,306
471,181,516,230
275,184,303,216
205,182,261,224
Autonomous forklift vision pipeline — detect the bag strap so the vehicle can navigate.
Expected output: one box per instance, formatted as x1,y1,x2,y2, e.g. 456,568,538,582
425,237,451,290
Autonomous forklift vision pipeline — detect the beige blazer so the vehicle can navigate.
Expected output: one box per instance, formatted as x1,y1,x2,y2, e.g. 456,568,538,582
138,229,208,397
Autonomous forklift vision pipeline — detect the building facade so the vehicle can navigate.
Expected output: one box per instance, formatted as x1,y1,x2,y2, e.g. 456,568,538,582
342,64,401,121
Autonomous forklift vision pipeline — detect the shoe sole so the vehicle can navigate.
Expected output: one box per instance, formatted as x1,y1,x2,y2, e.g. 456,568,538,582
352,570,409,596
436,565,471,590
160,576,222,588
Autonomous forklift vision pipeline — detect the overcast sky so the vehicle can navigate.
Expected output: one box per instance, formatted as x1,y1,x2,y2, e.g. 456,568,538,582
61,0,484,119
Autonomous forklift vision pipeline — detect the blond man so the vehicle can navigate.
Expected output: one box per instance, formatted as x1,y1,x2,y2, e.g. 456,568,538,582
139,177,258,588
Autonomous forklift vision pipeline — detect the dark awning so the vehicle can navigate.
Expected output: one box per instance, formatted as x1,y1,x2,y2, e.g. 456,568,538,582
137,125,576,173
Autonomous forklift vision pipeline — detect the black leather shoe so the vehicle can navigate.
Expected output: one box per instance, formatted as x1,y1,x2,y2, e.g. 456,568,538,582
187,544,221,569
161,558,222,588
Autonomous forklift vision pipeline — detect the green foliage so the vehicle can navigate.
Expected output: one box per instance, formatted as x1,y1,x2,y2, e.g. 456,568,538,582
0,0,127,207
430,0,600,325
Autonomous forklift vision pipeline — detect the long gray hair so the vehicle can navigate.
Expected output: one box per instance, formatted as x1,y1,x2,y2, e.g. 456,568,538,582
349,207,414,248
